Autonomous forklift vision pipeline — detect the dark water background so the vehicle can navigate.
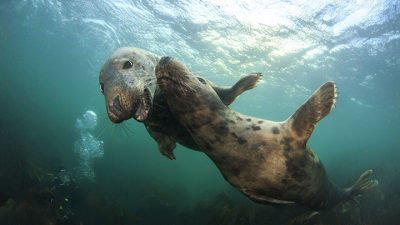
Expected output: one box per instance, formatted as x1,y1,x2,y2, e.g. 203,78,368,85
1,1,400,224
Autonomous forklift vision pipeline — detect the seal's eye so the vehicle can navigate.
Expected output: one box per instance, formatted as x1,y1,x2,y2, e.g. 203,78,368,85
100,82,104,93
123,61,133,69
197,77,207,85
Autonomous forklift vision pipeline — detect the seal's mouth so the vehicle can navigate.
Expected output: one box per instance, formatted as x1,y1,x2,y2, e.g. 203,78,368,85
131,88,152,122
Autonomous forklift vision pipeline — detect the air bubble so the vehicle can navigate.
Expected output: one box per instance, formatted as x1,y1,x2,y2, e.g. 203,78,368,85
74,110,104,180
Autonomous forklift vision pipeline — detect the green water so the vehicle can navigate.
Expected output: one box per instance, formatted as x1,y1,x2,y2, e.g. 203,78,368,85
1,1,400,224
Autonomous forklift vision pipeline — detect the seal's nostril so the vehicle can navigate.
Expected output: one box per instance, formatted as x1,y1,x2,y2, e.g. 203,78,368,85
113,95,123,112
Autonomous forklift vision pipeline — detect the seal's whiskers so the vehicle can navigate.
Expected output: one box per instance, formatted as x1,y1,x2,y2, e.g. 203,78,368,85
120,123,135,135
94,116,111,138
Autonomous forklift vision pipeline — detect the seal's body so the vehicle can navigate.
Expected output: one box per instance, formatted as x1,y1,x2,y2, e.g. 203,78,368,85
99,47,261,159
155,57,378,209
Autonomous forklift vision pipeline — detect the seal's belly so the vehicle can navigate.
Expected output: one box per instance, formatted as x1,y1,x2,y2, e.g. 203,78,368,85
195,118,282,177
194,115,325,202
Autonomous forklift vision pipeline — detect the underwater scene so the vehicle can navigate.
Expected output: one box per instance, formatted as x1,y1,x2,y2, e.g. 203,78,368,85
1,0,400,224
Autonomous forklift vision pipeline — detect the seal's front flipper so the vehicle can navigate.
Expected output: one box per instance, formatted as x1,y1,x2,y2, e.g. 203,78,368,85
287,81,337,144
158,137,176,160
213,73,262,105
147,127,176,160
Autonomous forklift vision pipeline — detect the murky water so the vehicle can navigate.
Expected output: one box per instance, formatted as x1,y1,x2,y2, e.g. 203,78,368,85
1,1,399,224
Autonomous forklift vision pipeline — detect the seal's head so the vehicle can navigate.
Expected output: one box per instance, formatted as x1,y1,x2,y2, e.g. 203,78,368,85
155,56,225,118
99,47,159,123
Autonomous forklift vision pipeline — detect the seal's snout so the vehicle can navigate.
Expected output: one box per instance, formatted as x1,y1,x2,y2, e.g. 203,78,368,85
155,56,173,80
107,95,129,123
156,56,189,83
159,56,173,67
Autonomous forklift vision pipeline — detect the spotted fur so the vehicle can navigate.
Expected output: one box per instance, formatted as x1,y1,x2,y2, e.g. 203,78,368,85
155,56,378,209
100,47,262,160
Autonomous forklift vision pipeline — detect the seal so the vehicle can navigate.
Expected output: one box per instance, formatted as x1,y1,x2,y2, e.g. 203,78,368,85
99,47,261,159
155,56,378,209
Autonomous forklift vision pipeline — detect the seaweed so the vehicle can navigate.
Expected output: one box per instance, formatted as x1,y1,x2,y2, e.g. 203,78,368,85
0,141,399,225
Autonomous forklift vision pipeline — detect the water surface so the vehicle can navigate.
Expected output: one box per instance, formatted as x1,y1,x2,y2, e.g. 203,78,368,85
0,1,399,224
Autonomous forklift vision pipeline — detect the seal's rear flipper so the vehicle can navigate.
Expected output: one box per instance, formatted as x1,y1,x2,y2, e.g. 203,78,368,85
345,170,378,199
287,81,337,144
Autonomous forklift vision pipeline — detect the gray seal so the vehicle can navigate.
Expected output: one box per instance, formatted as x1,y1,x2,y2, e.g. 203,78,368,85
155,56,378,209
99,47,261,159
